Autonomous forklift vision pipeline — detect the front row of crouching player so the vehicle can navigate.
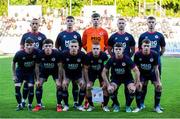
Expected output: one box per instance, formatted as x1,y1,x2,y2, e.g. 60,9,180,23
12,38,163,113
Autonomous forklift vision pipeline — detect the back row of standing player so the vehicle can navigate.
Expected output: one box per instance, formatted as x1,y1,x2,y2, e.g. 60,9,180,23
12,13,165,113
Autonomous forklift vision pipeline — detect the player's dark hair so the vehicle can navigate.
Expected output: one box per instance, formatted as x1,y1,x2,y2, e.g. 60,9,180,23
91,13,100,18
32,18,39,21
113,42,123,48
70,39,78,44
118,17,125,21
147,16,156,21
66,16,75,20
43,39,53,45
25,37,35,44
142,38,151,44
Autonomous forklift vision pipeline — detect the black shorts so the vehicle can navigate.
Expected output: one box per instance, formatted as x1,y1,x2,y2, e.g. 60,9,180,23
111,78,134,86
140,73,157,83
66,72,82,81
40,69,58,81
89,72,103,86
15,69,34,84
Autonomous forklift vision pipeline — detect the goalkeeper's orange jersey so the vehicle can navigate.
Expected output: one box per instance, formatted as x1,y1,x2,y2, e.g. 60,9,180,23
82,27,108,52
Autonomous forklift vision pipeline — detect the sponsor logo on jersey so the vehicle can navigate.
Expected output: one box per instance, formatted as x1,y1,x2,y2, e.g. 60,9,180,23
125,37,129,41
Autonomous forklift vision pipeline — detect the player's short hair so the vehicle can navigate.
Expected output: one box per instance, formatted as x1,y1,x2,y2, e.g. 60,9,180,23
142,38,151,44
43,39,53,45
32,18,39,21
118,17,125,21
70,39,78,44
92,42,100,45
66,16,75,20
147,16,156,21
113,42,123,48
91,13,100,18
25,37,35,44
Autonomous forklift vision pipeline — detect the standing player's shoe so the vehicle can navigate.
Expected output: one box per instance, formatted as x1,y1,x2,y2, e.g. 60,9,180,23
140,103,146,109
77,105,86,111
16,104,23,111
87,106,95,112
154,106,163,113
125,106,132,113
32,105,42,112
73,102,78,109
102,106,110,112
56,104,62,112
62,105,69,111
84,100,89,109
27,104,32,111
132,107,142,113
22,101,26,108
113,105,120,112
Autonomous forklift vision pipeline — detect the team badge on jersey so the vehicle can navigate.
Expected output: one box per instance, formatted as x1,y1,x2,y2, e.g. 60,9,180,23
91,60,93,63
73,35,77,39
63,35,66,38
99,32,103,36
22,57,26,60
41,58,45,61
150,58,154,62
51,58,55,61
115,37,118,40
33,55,36,58
139,58,142,61
38,37,42,41
122,62,126,66
66,58,69,62
77,58,81,62
98,59,102,63
155,35,159,39
125,37,129,41
113,63,116,66
145,36,148,39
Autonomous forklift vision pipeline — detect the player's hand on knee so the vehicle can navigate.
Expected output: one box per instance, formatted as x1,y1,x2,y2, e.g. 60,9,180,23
62,80,68,90
13,75,18,82
135,81,142,91
107,84,114,94
36,80,41,87
101,81,107,89
56,80,62,89
87,81,92,90
155,82,162,92
79,79,86,89
128,83,136,94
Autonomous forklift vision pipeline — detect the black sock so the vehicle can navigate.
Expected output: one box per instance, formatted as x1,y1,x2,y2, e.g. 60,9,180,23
72,82,79,102
141,85,147,104
103,95,109,107
87,96,94,106
22,82,29,100
126,92,135,107
155,91,161,108
78,89,86,106
35,86,42,104
28,86,34,104
62,90,69,106
136,91,142,108
56,88,63,105
15,86,22,104
124,87,129,106
110,91,119,106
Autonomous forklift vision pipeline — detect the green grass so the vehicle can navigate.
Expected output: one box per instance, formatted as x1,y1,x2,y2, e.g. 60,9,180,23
0,56,180,118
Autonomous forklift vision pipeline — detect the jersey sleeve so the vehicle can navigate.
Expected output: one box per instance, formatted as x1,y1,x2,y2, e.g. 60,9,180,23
129,34,135,47
20,34,26,46
84,54,90,66
82,30,87,50
133,53,139,65
127,56,136,69
55,33,62,49
159,33,166,47
105,58,112,70
103,30,109,49
108,34,114,47
138,34,144,50
153,52,158,66
13,52,20,63
77,33,82,49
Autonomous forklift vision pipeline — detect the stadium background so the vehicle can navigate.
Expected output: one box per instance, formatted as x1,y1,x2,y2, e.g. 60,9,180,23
0,0,180,118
